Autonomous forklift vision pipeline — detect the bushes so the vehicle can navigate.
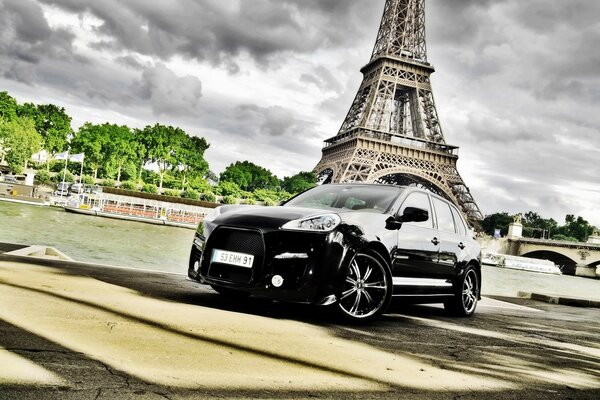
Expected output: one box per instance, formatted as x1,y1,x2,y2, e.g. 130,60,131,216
81,175,95,185
164,189,181,197
222,195,237,204
120,180,137,191
244,198,256,205
52,171,74,183
141,183,158,194
202,192,216,202
101,179,116,188
34,170,52,186
181,189,199,200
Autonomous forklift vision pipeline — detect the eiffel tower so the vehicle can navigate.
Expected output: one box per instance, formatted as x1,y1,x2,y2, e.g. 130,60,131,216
313,0,483,225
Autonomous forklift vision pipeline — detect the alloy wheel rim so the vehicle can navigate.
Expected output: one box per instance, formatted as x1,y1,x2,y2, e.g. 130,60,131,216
338,254,388,319
462,270,478,314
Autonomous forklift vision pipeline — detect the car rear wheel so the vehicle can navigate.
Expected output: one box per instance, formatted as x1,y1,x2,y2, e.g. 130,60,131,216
336,251,392,322
444,265,479,317
210,284,250,298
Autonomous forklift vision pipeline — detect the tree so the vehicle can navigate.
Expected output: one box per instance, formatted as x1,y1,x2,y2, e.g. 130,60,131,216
481,212,514,237
104,125,137,182
136,124,184,190
521,211,558,239
33,104,71,157
282,171,317,194
70,123,110,179
0,117,43,173
553,215,595,242
220,161,280,191
172,134,209,190
0,92,18,121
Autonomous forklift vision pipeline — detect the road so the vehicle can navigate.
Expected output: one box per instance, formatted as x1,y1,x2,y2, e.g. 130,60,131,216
0,257,598,399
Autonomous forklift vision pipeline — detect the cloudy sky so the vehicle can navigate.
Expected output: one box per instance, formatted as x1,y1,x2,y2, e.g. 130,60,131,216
1,0,598,226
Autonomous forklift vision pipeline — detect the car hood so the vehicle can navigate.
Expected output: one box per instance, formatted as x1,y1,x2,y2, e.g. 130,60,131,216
214,205,338,230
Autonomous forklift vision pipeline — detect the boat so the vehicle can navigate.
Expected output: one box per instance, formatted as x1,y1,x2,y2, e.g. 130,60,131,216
482,252,562,275
62,193,208,230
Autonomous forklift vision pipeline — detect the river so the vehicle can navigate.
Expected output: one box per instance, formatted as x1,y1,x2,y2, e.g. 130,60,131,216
1,201,599,299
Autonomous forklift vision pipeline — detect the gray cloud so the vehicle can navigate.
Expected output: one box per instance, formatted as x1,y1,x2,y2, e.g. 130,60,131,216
132,64,203,117
37,0,377,71
0,0,599,224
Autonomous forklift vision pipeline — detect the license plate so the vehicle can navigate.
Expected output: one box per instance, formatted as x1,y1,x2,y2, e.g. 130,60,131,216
211,249,254,268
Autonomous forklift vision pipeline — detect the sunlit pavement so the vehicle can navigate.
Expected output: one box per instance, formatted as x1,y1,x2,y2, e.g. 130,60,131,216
0,258,598,400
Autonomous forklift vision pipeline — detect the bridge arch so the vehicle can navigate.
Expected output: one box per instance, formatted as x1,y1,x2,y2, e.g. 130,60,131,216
521,250,578,275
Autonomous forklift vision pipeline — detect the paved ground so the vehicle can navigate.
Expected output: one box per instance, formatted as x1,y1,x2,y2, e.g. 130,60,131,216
0,256,599,399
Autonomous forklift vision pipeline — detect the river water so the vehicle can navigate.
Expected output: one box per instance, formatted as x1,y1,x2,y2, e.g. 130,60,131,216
1,201,599,299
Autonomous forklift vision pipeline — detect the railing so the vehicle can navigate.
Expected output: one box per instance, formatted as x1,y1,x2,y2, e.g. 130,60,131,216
324,129,459,156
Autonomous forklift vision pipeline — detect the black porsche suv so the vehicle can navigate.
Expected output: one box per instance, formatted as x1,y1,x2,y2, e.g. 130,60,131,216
189,184,481,322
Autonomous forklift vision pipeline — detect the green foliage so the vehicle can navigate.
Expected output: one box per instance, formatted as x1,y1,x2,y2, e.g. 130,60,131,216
164,189,181,197
263,198,277,207
52,171,74,183
553,215,595,242
202,192,216,202
282,171,317,194
220,161,280,191
173,134,210,190
161,173,182,190
0,92,18,121
222,195,237,204
181,189,200,200
215,181,242,197
136,124,197,190
141,169,160,186
70,123,110,179
550,234,579,242
34,170,52,186
0,117,43,174
20,103,72,156
81,175,95,185
244,198,256,205
101,179,116,188
120,181,137,191
481,212,514,237
141,183,158,194
252,189,280,203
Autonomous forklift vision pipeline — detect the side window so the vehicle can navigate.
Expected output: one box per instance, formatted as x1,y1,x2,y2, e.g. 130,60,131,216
450,206,467,236
432,198,456,233
399,192,433,228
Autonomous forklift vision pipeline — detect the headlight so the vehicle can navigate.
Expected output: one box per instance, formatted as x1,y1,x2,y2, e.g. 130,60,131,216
281,214,341,232
203,206,222,223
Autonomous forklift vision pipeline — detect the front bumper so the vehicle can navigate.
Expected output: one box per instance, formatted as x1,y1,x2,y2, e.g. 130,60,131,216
188,226,346,304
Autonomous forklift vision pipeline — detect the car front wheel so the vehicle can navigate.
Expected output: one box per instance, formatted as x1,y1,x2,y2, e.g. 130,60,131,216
336,251,392,322
444,265,479,317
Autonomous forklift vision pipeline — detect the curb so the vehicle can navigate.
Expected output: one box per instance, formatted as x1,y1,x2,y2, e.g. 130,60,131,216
518,291,600,309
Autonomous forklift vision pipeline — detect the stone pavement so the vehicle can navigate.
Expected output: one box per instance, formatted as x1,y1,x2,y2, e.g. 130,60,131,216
0,257,598,399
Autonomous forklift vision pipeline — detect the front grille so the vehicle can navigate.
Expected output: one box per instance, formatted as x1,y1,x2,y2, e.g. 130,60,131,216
204,227,265,284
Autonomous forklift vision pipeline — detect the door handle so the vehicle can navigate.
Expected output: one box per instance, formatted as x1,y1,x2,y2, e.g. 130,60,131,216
431,237,440,246
458,242,466,250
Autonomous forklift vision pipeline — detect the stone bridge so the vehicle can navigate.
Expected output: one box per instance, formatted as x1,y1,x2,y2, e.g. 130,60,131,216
479,237,600,276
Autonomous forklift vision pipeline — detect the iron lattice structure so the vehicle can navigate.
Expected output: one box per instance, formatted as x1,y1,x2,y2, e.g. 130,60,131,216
313,0,483,225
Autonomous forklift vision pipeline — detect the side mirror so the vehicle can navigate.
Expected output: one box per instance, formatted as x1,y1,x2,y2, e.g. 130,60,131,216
400,207,429,223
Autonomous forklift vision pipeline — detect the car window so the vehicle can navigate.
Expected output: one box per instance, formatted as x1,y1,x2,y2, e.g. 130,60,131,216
398,192,433,228
450,206,467,236
285,185,402,213
432,198,456,233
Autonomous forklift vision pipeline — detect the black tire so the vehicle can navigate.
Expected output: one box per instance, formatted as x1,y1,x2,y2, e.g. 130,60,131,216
210,285,250,298
444,265,479,317
336,250,393,322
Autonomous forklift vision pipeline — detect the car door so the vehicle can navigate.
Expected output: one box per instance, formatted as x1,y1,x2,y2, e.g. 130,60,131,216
430,197,461,278
392,191,440,279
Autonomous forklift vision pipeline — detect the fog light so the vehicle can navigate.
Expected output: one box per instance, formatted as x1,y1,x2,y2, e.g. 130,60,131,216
271,275,284,288
193,260,200,272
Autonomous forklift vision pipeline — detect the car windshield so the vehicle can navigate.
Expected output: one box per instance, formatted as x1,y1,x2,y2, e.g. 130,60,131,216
284,185,403,213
